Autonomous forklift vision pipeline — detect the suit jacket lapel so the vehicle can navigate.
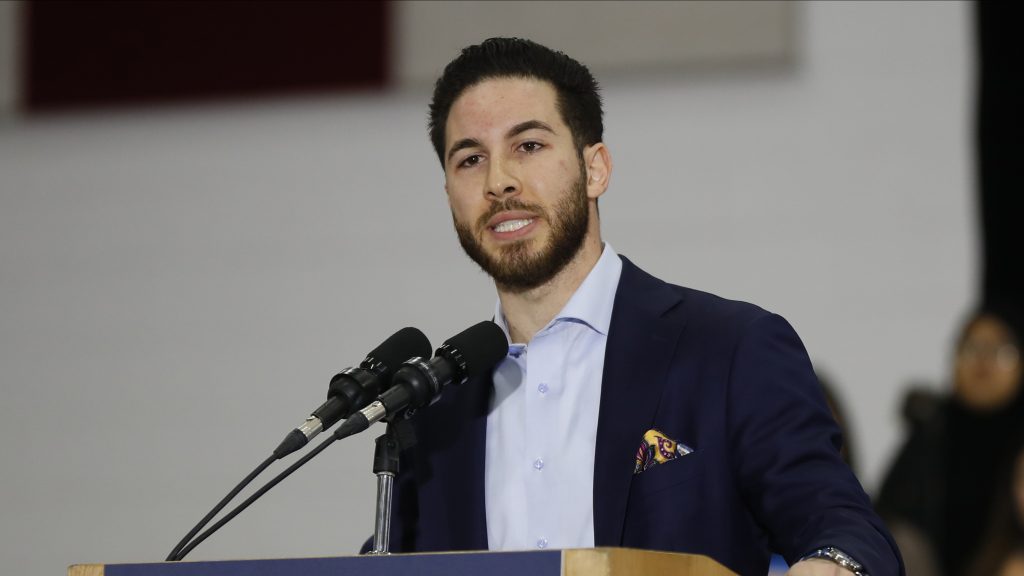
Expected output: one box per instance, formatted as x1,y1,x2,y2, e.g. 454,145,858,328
593,256,688,546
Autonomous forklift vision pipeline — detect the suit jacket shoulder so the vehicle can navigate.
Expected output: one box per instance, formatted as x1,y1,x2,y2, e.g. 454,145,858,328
600,255,902,575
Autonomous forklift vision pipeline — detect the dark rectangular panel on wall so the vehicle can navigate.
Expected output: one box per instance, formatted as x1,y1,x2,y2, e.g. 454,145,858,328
24,1,389,111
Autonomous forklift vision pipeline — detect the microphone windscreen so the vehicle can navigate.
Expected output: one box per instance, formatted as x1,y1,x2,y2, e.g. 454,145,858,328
370,327,432,368
441,321,509,378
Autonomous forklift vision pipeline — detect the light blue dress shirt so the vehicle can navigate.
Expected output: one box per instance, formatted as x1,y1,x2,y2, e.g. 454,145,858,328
485,244,623,551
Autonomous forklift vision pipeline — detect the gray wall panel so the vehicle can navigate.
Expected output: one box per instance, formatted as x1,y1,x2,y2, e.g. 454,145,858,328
395,1,796,85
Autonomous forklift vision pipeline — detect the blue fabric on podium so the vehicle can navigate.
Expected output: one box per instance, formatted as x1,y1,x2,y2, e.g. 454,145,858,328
106,551,561,576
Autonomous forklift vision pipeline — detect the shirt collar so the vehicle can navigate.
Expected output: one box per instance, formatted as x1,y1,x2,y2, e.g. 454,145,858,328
494,243,623,346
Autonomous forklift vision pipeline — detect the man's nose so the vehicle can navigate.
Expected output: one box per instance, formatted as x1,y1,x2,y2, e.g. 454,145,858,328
485,158,520,199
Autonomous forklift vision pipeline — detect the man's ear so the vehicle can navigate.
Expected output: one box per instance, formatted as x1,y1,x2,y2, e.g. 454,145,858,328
584,143,612,200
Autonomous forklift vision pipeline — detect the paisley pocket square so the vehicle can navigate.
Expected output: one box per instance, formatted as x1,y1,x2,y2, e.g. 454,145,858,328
634,429,694,474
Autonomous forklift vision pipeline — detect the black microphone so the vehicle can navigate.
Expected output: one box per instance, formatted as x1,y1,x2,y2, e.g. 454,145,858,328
168,321,507,561
273,327,431,459
166,327,431,562
334,321,508,439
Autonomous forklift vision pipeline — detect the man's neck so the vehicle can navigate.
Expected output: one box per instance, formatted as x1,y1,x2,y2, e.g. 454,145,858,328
497,237,604,344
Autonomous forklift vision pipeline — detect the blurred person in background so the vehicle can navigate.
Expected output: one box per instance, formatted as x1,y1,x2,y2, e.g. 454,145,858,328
877,306,1024,576
967,427,1024,576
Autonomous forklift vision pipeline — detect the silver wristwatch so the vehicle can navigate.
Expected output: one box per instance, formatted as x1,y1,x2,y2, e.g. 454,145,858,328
799,546,867,576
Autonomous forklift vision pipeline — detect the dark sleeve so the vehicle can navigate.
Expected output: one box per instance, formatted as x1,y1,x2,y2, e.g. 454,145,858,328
727,313,904,576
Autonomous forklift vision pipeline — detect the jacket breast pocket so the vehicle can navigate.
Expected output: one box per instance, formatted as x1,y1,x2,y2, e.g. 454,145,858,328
628,451,705,501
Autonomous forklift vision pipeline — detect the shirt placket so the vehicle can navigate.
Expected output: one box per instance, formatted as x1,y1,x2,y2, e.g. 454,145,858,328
524,326,560,549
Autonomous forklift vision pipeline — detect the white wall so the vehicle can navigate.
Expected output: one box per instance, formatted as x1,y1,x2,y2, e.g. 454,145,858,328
0,2,972,575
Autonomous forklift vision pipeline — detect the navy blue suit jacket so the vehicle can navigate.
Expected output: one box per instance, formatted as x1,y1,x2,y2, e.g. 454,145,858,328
387,256,903,575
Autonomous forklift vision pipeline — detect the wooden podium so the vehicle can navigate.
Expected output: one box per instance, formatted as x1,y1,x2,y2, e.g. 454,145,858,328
70,547,736,576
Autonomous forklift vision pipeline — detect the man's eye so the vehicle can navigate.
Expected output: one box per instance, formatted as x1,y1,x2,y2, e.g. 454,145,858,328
459,154,483,168
519,141,543,153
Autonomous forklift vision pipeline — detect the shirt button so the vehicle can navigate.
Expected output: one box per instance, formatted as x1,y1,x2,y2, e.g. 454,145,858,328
536,538,548,549
538,382,549,394
533,458,545,470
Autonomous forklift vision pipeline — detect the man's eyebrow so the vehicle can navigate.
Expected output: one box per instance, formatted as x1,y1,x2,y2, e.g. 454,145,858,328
507,120,556,139
447,138,482,164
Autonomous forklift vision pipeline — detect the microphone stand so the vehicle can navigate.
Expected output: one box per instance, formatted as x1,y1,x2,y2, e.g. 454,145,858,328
368,419,415,555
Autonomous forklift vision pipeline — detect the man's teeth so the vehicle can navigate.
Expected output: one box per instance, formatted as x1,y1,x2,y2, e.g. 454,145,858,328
493,219,533,233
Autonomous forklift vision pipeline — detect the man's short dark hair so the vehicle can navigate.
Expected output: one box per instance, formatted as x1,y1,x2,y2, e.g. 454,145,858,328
428,37,603,167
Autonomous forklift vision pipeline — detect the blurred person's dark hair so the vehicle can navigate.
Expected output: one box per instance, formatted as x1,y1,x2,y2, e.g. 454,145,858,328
876,303,1024,576
427,37,604,167
967,426,1024,576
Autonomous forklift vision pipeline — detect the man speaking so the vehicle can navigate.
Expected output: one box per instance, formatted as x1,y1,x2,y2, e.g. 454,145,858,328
387,38,902,576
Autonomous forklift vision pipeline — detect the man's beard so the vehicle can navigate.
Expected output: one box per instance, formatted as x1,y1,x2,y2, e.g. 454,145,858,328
453,170,590,293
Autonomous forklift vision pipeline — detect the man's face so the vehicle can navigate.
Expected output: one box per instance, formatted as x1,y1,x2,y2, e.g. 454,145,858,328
443,77,593,292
